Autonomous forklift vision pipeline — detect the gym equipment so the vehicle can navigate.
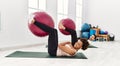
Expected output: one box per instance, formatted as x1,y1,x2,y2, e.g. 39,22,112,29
104,31,108,34
100,30,108,34
6,51,87,59
96,37,108,41
90,29,96,36
28,12,54,37
81,32,90,39
109,33,115,41
81,23,90,32
59,18,76,35
96,37,104,41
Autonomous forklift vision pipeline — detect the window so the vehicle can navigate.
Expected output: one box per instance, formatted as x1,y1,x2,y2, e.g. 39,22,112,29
76,0,83,30
28,0,46,14
57,0,83,30
57,0,68,25
28,0,83,30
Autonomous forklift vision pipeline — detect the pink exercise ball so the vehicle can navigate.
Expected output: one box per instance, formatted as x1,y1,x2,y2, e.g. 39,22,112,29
59,18,76,35
28,12,54,37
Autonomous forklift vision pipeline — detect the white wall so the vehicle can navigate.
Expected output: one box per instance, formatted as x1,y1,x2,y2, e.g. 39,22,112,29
83,0,120,40
46,0,57,28
0,0,48,48
68,0,76,21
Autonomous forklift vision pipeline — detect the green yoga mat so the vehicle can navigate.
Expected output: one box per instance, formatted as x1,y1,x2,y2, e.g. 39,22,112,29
88,45,98,48
6,51,87,59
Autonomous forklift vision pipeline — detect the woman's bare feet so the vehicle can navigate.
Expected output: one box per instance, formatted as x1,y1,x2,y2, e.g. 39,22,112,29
58,21,65,30
31,19,35,24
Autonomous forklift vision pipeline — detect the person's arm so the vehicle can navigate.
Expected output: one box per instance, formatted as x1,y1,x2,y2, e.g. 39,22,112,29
58,21,77,46
59,41,71,46
65,28,78,46
58,42,76,56
89,34,96,41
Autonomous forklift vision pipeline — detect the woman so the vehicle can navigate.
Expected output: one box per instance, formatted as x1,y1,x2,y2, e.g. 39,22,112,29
32,19,89,56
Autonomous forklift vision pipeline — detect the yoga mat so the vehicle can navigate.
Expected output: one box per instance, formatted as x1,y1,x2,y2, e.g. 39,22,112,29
6,51,87,59
88,45,98,48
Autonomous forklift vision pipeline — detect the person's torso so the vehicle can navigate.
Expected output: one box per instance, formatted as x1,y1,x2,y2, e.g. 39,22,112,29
57,44,77,56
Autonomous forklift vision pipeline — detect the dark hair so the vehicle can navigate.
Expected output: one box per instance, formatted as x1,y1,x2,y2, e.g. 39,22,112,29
79,38,89,50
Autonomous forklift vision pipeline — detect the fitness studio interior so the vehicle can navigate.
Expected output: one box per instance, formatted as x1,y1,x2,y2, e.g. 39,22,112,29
0,0,120,66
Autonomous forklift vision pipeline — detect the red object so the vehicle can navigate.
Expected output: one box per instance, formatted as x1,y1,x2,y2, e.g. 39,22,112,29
28,12,54,37
59,18,76,35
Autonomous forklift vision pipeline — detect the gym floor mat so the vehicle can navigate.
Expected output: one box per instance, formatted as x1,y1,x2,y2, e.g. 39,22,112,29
6,51,87,59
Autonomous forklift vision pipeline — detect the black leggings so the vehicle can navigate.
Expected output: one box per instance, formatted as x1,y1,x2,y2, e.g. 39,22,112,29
34,21,77,56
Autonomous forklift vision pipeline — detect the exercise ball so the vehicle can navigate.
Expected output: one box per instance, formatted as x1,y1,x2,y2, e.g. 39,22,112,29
100,30,108,34
81,32,90,39
28,12,54,37
99,30,104,34
104,31,108,34
81,23,90,32
59,18,76,35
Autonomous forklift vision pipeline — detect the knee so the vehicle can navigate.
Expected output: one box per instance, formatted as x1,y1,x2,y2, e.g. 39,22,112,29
71,30,76,35
48,29,57,35
52,29,58,34
54,29,58,33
